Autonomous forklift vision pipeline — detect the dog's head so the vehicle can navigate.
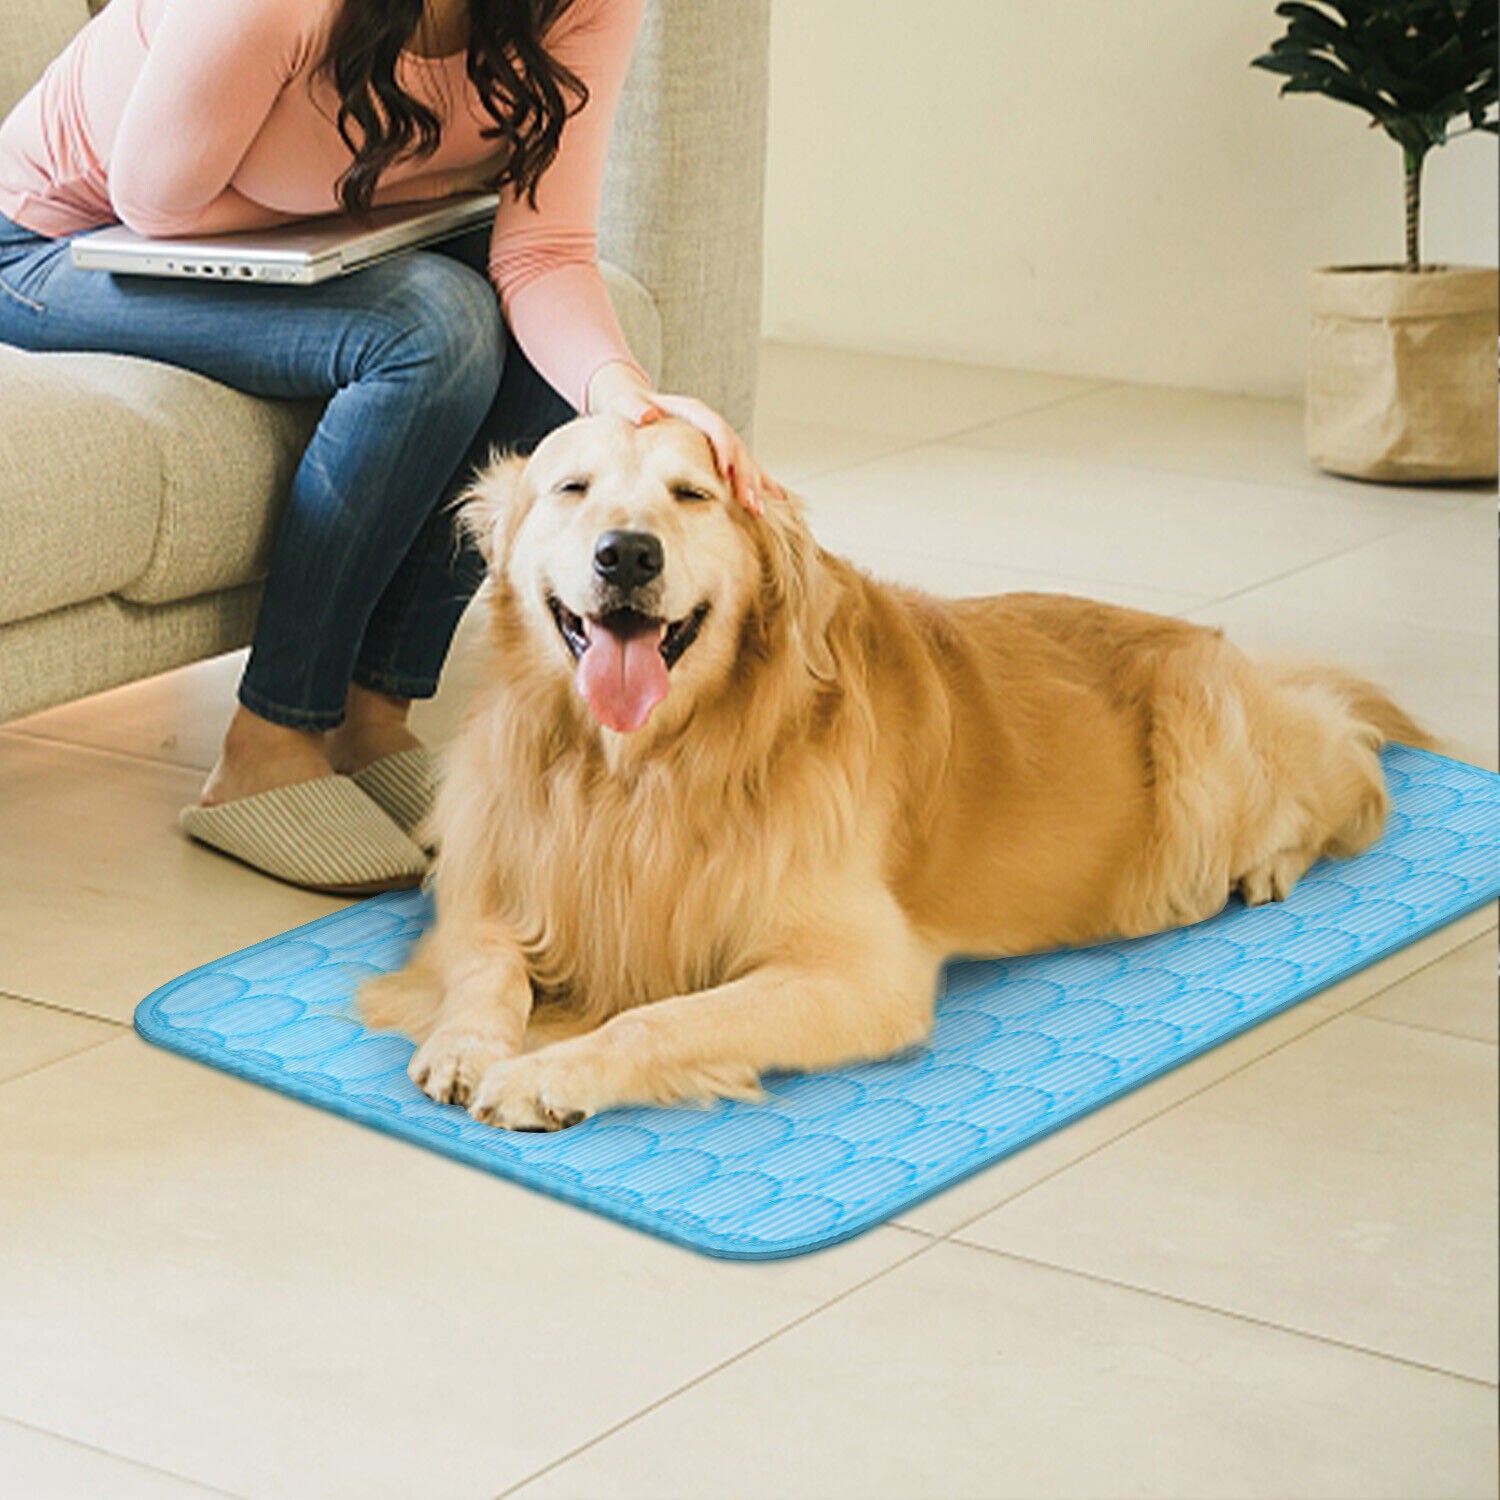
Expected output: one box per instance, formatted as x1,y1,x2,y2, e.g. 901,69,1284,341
460,415,836,737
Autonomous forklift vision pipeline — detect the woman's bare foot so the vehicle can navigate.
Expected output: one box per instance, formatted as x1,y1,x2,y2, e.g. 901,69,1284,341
325,684,426,776
200,706,336,807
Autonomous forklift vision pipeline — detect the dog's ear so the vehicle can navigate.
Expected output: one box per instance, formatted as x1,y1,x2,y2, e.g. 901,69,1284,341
756,496,839,683
454,449,530,569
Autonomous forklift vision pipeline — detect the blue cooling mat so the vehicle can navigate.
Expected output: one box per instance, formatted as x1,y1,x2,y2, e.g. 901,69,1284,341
137,746,1499,1259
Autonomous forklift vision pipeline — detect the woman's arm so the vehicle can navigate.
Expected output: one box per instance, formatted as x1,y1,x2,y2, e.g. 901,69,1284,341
109,0,315,237
487,0,649,410
140,186,302,236
489,0,784,511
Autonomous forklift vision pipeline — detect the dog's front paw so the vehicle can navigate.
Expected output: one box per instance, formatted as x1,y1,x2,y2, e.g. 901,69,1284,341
409,1026,514,1106
1235,848,1314,907
468,1049,601,1132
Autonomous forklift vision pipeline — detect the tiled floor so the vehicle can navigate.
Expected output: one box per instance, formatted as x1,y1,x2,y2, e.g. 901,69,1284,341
2,342,1495,1500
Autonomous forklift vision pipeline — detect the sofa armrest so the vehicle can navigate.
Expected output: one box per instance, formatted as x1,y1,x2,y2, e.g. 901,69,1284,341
600,0,770,436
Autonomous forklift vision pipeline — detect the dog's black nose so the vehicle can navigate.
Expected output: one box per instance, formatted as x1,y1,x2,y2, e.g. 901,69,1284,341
593,530,664,592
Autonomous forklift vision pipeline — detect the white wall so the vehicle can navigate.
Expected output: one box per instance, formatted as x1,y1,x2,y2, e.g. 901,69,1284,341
762,0,1498,396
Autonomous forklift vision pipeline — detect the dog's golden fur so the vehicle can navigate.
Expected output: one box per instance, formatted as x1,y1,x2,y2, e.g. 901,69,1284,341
360,415,1432,1130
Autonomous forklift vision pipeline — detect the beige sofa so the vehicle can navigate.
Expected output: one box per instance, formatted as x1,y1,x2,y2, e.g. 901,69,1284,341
0,0,769,722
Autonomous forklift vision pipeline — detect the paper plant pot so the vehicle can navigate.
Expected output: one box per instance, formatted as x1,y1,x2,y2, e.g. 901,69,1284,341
1306,265,1498,483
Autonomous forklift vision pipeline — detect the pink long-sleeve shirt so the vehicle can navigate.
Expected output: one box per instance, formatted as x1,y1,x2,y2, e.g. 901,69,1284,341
0,0,646,408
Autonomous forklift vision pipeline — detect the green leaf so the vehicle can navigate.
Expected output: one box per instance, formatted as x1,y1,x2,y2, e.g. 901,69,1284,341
1278,2,1356,49
1252,52,1310,74
1281,72,1394,120
1255,0,1499,142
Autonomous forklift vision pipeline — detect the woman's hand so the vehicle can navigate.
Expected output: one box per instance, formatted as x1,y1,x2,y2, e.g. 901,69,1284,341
586,360,786,517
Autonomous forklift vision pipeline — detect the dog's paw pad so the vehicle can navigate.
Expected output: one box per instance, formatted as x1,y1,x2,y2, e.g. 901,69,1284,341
1236,851,1306,907
1236,874,1280,907
409,1029,510,1107
468,1060,594,1132
472,1093,590,1132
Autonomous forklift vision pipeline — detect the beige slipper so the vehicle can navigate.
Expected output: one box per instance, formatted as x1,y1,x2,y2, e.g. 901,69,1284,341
180,776,429,896
351,747,437,846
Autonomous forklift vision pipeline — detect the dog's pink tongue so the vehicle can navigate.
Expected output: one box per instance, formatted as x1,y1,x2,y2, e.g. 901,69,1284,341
576,620,669,732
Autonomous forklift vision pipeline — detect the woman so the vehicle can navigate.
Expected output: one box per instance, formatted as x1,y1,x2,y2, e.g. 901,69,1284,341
0,0,780,893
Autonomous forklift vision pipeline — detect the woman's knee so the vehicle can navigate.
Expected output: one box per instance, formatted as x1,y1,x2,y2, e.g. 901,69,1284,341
361,253,506,402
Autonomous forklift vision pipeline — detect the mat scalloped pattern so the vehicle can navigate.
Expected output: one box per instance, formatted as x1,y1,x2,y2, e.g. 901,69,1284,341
137,746,1500,1259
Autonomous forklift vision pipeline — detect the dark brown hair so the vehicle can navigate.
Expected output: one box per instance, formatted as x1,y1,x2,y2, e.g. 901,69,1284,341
315,0,588,217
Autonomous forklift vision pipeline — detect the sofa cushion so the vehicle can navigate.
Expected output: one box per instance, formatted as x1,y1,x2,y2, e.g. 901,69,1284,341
0,344,161,624
1,261,663,617
0,581,260,724
47,353,322,607
94,261,657,608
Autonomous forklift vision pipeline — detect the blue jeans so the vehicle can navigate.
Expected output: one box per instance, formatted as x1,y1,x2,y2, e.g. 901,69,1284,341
0,209,572,728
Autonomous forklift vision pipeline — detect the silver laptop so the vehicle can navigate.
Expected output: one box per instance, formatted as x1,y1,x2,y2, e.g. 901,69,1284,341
70,193,499,286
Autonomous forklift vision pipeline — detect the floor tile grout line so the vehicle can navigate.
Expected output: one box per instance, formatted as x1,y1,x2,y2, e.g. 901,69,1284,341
500,1208,1493,1500
1182,504,1493,621
766,381,1125,490
898,923,1491,1276
937,1007,1351,1233
1367,920,1496,979
756,368,1118,437
778,438,939,490
1,724,216,775
902,949,1471,1244
493,1234,944,1500
949,1239,1499,1391
0,726,208,778
843,408,1490,509
940,451,1492,508
921,377,1124,446
1323,917,1497,1016
0,1032,126,1090
1334,917,1495,1046
496,928,1477,1491
888,376,1494,505
766,380,1125,490
0,986,132,1029
1351,1008,1498,1046
829,543,1210,612
835,526,1497,641
806,473,1457,621
886,1222,939,1241
0,1409,247,1498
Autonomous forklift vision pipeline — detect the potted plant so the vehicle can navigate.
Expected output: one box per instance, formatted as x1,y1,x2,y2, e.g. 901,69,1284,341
1253,0,1498,482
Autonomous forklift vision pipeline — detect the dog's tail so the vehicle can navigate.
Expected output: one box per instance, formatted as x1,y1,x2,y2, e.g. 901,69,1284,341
1266,660,1439,750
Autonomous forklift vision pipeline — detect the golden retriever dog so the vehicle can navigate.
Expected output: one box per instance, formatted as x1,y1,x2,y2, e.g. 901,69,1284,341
360,414,1431,1131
